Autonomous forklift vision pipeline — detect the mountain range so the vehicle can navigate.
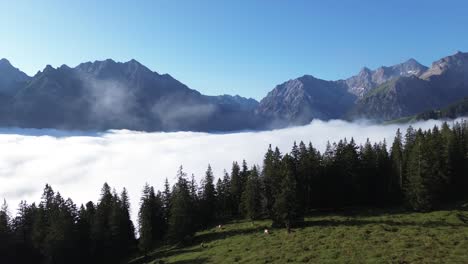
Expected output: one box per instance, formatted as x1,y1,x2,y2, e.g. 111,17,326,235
0,51,467,132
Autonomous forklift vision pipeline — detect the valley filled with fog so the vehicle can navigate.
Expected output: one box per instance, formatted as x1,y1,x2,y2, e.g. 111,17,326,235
0,118,465,222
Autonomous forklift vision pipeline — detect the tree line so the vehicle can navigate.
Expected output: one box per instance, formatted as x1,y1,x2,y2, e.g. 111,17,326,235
0,121,467,263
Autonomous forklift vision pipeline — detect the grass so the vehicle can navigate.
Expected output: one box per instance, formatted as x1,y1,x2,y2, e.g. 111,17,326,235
131,207,468,264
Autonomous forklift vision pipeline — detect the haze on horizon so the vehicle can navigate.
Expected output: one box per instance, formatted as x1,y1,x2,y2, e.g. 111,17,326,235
1,0,467,100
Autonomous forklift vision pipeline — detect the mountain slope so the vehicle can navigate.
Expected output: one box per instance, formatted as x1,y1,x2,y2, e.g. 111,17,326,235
345,59,428,97
348,76,438,120
388,97,468,123
6,59,260,131
349,52,468,121
0,59,30,95
256,75,356,127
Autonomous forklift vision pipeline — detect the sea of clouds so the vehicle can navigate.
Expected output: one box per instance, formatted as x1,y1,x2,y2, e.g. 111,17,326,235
0,118,465,222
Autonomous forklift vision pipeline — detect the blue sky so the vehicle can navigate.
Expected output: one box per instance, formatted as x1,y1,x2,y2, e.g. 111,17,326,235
1,0,467,99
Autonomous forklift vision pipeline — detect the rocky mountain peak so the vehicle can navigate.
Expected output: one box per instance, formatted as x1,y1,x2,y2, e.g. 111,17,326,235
346,58,428,97
421,51,468,79
0,58,11,66
0,58,30,94
359,67,372,74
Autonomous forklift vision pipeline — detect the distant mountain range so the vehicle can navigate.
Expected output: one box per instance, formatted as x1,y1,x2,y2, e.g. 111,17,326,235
0,59,260,131
257,51,468,125
0,51,467,131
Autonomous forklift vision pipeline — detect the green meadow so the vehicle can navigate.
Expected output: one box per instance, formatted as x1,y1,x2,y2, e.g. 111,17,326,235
132,208,468,264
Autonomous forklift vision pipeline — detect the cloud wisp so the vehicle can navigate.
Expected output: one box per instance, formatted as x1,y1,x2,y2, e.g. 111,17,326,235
0,118,465,222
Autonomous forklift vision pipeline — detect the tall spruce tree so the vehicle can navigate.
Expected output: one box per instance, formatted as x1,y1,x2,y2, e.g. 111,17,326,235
241,166,262,222
162,178,172,227
76,202,95,262
273,154,303,232
391,128,404,202
91,183,114,262
263,146,283,221
404,133,432,211
168,166,195,243
0,199,12,263
138,184,165,255
201,165,217,226
216,171,231,220
109,188,136,258
229,161,242,216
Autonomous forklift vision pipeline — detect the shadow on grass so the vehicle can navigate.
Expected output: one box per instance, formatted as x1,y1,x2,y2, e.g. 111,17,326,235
302,218,467,229
130,247,204,264
193,224,268,244
193,211,467,246
169,259,208,264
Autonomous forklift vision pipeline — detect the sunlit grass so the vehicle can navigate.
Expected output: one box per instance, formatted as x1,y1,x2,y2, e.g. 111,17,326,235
132,208,468,263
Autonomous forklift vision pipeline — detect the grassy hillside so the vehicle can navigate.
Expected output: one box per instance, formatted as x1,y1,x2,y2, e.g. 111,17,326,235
131,207,468,264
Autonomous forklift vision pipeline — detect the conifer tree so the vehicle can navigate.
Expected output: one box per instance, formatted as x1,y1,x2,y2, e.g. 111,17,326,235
91,183,114,262
162,178,172,226
168,166,195,243
11,201,39,262
306,142,321,209
201,164,216,226
109,188,136,258
273,154,302,232
241,166,261,222
0,199,10,235
263,146,283,220
229,161,242,216
215,171,231,220
138,184,165,255
240,160,249,194
391,128,404,202
405,134,432,211
0,199,12,263
76,202,94,262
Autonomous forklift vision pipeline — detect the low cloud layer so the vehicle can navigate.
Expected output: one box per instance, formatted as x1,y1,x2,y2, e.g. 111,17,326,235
0,118,465,222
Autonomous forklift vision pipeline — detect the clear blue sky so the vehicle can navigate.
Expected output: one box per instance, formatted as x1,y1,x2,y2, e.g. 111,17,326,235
1,0,467,100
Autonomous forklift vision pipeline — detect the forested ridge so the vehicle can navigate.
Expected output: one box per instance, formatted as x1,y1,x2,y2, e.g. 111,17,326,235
0,121,467,263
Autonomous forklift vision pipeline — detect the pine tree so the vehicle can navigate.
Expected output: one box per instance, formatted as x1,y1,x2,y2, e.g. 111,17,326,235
109,188,136,258
359,139,376,204
167,166,195,243
215,171,231,220
240,160,249,195
375,141,392,205
32,185,55,257
138,184,165,255
404,134,432,211
11,201,39,263
201,164,217,226
229,161,242,216
306,142,321,209
241,166,262,222
296,141,309,212
273,154,302,232
76,202,95,262
0,199,10,235
263,146,283,221
91,183,114,262
391,128,404,202
0,199,12,263
42,193,78,264
162,178,172,227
